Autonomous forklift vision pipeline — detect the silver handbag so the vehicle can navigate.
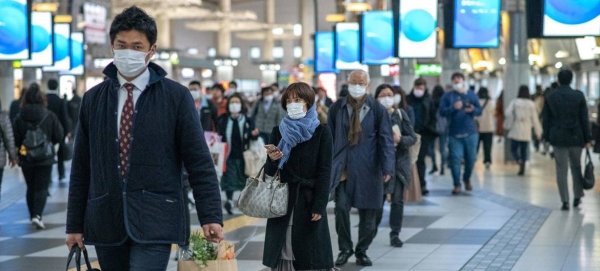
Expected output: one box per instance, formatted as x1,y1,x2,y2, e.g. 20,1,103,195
237,166,288,218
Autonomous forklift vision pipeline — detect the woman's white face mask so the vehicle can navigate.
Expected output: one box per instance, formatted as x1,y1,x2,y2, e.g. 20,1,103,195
378,97,395,109
287,102,306,119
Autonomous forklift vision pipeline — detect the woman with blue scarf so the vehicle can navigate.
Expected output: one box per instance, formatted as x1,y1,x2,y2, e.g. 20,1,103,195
262,82,335,271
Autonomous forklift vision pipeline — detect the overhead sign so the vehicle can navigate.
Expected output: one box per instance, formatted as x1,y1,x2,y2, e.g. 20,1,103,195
415,64,442,76
84,2,107,44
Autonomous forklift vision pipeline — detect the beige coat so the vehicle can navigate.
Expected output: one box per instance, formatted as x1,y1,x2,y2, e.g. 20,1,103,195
506,98,543,142
476,98,496,133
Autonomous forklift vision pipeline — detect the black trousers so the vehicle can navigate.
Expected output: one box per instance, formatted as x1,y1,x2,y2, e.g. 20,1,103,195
416,134,435,189
376,180,405,236
95,237,171,271
22,165,52,218
334,181,379,255
478,132,493,164
57,155,65,179
0,168,4,202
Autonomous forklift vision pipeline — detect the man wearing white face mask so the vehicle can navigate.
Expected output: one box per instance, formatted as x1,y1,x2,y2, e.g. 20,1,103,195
328,70,395,267
189,81,218,132
439,73,482,195
66,6,223,271
252,87,286,143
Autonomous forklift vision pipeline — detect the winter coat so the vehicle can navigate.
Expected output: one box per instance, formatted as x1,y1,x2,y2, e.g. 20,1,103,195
384,109,417,194
13,105,64,167
328,95,395,209
506,99,542,142
542,85,591,147
68,95,82,128
406,92,437,136
47,93,73,134
476,98,496,133
253,99,286,134
66,62,222,246
200,98,219,132
0,111,17,167
217,114,258,192
263,125,334,270
439,90,482,136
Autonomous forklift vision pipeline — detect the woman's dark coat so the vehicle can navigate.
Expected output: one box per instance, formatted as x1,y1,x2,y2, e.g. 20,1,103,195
217,114,257,191
384,109,417,194
263,125,334,270
14,105,64,167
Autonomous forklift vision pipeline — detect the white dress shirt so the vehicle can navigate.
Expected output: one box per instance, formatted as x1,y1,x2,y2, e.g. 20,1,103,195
117,69,150,132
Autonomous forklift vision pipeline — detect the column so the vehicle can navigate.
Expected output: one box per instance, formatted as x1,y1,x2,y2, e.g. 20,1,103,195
155,14,171,49
300,0,314,84
216,0,233,82
503,10,530,162
0,62,14,112
262,0,275,84
441,49,461,88
22,67,38,87
400,59,416,93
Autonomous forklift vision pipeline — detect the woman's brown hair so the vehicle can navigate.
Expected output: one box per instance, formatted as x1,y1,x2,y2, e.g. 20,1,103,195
280,82,315,110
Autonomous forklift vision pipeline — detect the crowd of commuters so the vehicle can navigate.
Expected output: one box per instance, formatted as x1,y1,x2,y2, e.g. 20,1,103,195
0,6,590,270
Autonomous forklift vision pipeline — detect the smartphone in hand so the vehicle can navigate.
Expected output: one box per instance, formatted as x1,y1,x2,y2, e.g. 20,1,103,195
264,144,279,152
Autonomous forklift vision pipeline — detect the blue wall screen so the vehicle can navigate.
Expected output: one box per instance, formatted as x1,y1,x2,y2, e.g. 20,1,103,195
335,23,362,70
398,0,437,58
361,11,395,65
0,0,30,60
43,23,71,72
453,0,500,48
66,32,84,75
543,0,600,36
315,32,336,73
22,12,53,67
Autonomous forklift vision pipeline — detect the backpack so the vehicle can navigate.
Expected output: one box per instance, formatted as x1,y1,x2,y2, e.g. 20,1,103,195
21,113,54,163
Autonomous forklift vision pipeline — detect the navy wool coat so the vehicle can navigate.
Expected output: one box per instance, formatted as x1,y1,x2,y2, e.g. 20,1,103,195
328,95,395,209
66,63,223,246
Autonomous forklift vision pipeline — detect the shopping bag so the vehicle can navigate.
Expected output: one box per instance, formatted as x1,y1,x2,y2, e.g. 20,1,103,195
178,260,238,271
404,164,422,203
243,137,267,176
207,141,228,173
583,150,595,190
66,246,101,271
204,132,222,143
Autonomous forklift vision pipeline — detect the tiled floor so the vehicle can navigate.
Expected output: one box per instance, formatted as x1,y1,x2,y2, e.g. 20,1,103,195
1,140,600,270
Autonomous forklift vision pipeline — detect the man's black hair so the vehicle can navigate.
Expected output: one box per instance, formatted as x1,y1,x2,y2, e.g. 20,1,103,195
557,70,573,86
47,79,58,90
110,6,157,46
451,72,465,81
189,80,201,87
229,81,238,87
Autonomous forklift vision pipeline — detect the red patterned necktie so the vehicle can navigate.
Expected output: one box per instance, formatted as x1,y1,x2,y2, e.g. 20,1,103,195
119,83,135,177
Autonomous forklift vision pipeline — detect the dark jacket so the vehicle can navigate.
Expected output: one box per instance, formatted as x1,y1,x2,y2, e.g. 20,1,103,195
9,99,20,124
217,114,257,151
320,97,334,107
406,92,437,136
13,105,64,167
217,114,258,192
542,85,591,147
66,62,222,246
47,93,72,135
384,109,417,194
0,111,18,167
263,125,334,270
200,99,219,132
439,90,483,136
328,95,395,209
68,95,82,128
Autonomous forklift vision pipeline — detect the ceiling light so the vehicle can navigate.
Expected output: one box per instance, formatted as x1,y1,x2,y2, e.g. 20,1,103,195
33,3,59,12
54,15,73,23
555,50,570,59
325,14,346,22
345,3,372,12
293,24,302,36
498,58,506,65
272,27,284,35
555,62,563,69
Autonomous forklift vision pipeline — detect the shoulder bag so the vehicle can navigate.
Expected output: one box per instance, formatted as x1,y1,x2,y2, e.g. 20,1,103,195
398,109,420,164
237,165,288,218
66,246,101,271
583,150,595,190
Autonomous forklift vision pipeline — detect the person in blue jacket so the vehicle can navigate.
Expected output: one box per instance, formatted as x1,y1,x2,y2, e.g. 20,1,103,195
65,6,223,271
439,73,482,195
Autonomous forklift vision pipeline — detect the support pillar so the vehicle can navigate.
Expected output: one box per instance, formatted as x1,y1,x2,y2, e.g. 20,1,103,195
400,59,416,93
22,67,38,87
155,14,171,49
300,0,315,84
216,0,233,82
0,62,14,111
262,0,275,84
441,49,461,89
503,10,530,162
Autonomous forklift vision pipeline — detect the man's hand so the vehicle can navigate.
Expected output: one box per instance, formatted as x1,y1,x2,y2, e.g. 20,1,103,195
383,174,391,183
586,143,592,150
464,105,474,113
454,100,463,110
65,233,85,251
66,133,72,139
311,213,322,221
393,132,401,144
202,223,224,243
251,128,259,137
9,158,18,168
386,194,392,203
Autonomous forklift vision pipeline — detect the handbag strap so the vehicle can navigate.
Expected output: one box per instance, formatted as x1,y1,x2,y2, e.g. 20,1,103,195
82,249,94,270
66,247,76,271
586,149,593,164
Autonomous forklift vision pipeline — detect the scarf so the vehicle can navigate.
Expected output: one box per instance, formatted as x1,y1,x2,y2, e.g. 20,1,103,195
346,94,367,146
277,104,320,169
225,114,245,158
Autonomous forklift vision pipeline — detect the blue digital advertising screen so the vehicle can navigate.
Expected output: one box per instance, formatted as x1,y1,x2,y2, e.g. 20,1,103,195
0,0,31,60
314,32,336,73
22,12,53,67
398,0,438,58
335,22,362,70
43,23,71,72
543,0,600,36
61,32,84,75
361,10,395,65
453,0,501,48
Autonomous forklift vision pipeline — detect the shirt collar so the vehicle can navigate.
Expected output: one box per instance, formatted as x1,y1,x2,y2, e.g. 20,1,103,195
117,68,150,91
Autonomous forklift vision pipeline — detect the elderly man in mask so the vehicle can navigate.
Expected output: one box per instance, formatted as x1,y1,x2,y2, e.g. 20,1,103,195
328,70,395,267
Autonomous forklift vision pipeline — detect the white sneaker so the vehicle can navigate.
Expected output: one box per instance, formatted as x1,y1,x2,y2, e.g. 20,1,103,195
31,216,45,229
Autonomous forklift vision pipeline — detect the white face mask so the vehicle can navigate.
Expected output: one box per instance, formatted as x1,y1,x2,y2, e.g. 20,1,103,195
113,49,151,78
413,89,425,98
348,84,367,98
229,87,237,93
273,91,280,98
263,95,274,102
287,102,306,119
454,83,466,93
229,103,242,114
378,97,394,109
394,94,402,105
205,93,214,100
190,91,201,100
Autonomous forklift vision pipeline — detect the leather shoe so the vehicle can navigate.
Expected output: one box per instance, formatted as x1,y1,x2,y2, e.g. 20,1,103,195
390,236,404,247
561,202,569,211
574,198,581,207
465,182,473,191
335,251,353,266
355,254,373,266
452,186,461,195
